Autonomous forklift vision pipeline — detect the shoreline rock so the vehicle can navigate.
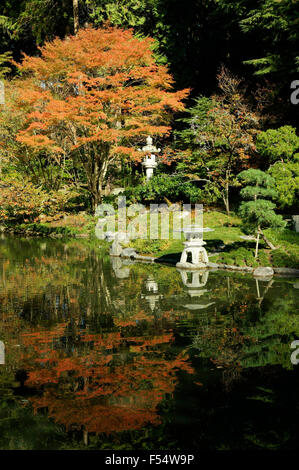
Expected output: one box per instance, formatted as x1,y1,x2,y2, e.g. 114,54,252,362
253,267,274,278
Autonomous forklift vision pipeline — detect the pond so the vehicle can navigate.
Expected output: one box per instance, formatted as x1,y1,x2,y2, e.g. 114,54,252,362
0,236,298,450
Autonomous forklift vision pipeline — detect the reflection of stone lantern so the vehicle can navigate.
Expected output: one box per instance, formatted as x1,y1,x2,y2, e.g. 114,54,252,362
141,276,163,311
138,136,161,181
177,269,214,311
145,277,159,293
111,257,131,279
0,341,4,365
176,226,214,269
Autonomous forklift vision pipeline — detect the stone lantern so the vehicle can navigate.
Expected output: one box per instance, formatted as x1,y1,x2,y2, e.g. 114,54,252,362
141,276,163,311
138,136,161,181
176,225,214,269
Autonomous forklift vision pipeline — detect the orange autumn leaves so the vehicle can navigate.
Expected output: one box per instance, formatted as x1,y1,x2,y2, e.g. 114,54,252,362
14,26,189,161
21,315,194,434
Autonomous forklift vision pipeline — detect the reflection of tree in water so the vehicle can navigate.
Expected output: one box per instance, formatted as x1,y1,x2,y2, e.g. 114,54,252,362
0,239,120,331
192,276,299,390
20,314,194,441
193,316,254,391
0,237,299,449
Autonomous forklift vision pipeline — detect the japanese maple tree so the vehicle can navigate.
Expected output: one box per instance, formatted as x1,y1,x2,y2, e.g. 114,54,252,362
15,26,189,211
175,67,260,214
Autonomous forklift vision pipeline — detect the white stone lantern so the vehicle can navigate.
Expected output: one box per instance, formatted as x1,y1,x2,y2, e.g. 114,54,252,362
176,225,214,269
141,276,163,311
138,136,161,181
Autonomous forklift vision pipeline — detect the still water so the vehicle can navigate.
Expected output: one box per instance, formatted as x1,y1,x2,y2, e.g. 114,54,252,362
0,236,298,450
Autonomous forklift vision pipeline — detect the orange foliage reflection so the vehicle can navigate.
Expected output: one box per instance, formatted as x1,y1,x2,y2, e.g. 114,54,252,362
21,316,194,434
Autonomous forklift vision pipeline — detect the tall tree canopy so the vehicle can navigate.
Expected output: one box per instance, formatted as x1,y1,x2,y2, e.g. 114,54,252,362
13,26,189,211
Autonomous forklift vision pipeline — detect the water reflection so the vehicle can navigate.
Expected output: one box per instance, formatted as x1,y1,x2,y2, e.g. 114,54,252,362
0,237,298,450
111,257,132,279
141,276,163,312
177,269,215,311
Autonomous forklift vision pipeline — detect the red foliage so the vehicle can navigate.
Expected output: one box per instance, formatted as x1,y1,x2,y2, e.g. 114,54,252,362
21,316,194,434
13,27,189,208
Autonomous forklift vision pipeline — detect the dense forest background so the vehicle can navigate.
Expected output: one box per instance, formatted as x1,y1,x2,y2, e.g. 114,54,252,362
1,0,298,116
0,0,298,220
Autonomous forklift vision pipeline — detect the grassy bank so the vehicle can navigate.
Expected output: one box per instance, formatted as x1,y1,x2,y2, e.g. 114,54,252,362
2,210,298,269
128,211,299,269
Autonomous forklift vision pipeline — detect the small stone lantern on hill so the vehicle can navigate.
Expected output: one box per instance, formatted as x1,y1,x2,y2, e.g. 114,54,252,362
138,136,161,181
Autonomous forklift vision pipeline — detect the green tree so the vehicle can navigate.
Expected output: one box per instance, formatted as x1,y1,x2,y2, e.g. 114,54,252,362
255,126,299,208
256,126,299,165
216,0,299,78
268,159,299,210
238,169,286,258
176,68,260,214
240,0,299,78
87,0,159,29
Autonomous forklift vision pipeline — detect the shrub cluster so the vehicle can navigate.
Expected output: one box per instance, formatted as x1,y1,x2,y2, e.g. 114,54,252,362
124,175,205,204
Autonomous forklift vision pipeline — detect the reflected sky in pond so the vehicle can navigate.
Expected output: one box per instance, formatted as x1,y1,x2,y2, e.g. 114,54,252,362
0,236,298,450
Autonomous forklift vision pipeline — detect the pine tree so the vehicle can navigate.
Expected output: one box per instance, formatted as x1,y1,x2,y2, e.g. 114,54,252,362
238,169,286,258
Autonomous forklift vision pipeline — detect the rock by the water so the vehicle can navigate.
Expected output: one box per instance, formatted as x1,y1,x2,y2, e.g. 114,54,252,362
134,255,155,263
253,267,274,278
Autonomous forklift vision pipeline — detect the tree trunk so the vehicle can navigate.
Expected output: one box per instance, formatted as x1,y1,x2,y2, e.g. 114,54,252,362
260,229,277,250
80,144,110,214
223,192,230,215
223,174,230,215
89,158,109,214
73,0,79,34
83,429,89,446
91,191,100,215
255,228,260,258
98,158,109,204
